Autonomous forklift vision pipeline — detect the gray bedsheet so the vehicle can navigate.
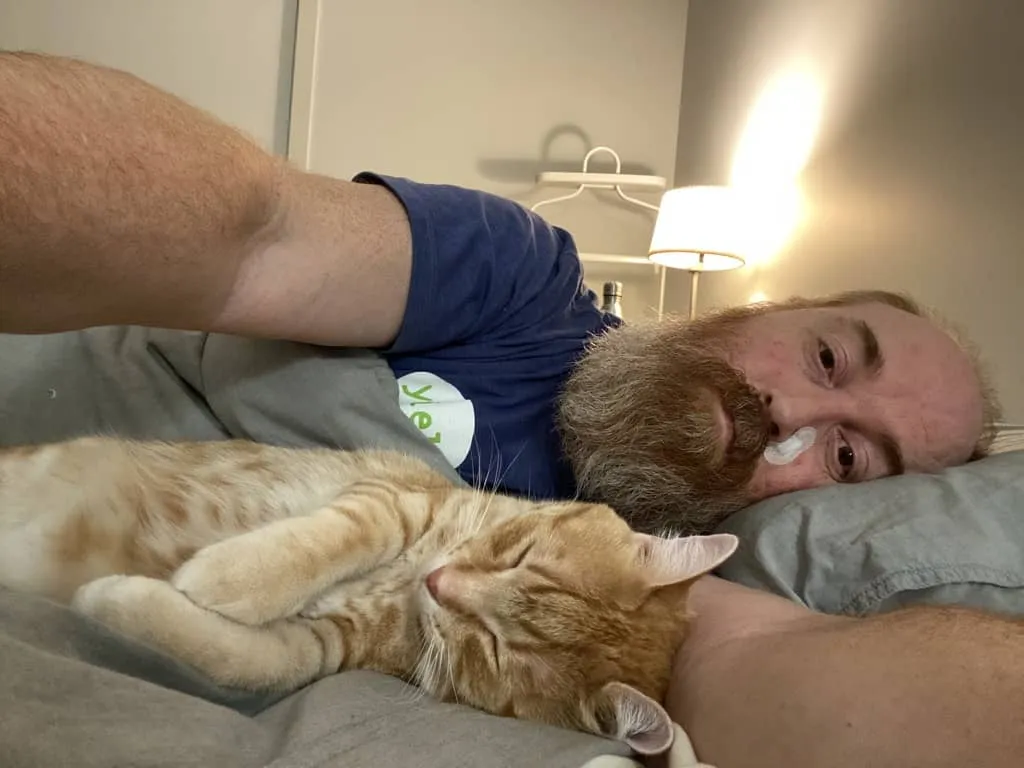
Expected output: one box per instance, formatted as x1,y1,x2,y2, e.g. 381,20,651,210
0,589,631,768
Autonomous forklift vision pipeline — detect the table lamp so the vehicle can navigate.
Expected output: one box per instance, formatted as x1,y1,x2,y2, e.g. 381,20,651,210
648,185,748,319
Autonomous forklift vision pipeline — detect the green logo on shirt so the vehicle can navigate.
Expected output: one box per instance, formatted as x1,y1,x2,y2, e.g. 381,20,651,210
396,372,475,467
400,383,442,444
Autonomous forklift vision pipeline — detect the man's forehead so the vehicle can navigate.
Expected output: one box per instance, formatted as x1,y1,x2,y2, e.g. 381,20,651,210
763,300,906,324
759,301,934,346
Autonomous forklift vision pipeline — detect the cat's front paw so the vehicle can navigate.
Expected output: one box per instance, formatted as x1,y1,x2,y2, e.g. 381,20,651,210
171,537,296,626
72,575,171,636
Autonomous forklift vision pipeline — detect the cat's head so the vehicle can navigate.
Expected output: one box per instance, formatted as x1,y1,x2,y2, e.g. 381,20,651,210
415,498,737,755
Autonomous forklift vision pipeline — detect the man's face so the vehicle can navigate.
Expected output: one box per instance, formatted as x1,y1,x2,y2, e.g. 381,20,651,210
557,300,986,534
727,302,984,501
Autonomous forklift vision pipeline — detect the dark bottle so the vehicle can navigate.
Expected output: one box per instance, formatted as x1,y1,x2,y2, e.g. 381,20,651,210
600,281,623,318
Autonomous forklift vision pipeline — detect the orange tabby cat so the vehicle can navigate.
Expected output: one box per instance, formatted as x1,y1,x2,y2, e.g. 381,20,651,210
0,436,737,755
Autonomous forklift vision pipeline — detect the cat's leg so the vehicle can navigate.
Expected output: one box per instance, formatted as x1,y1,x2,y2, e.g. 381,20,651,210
171,481,440,625
71,575,344,692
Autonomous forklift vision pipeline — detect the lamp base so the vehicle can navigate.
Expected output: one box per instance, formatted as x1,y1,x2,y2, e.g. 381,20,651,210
689,269,700,321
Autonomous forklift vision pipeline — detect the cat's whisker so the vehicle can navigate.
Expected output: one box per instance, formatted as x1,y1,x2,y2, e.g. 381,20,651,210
476,431,501,496
481,435,526,497
467,432,484,491
412,636,430,679
391,659,422,705
403,672,430,704
411,624,449,702
468,440,527,536
462,430,527,541
495,442,526,494
460,498,479,542
405,634,434,704
446,500,472,552
469,492,491,538
444,644,459,705
416,647,434,692
431,656,447,699
448,488,491,548
477,427,500,494
396,682,424,706
466,429,501,508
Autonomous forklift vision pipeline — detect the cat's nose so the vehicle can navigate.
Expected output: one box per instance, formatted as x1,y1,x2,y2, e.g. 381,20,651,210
425,566,447,602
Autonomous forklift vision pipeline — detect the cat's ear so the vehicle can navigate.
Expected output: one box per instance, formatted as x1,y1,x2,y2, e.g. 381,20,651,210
585,681,675,755
635,532,738,588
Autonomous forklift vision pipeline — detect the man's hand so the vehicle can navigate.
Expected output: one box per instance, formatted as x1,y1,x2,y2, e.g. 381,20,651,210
669,576,1024,768
0,52,412,347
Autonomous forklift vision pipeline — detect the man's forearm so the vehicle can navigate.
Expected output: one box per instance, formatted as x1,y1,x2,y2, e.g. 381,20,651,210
0,52,411,346
670,578,1024,768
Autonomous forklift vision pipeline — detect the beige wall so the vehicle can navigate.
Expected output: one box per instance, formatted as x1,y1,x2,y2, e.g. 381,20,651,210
675,0,1023,423
0,0,296,154
304,0,689,320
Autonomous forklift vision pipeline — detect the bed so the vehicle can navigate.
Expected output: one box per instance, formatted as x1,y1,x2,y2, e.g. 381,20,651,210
5,448,1021,768
3,328,1022,766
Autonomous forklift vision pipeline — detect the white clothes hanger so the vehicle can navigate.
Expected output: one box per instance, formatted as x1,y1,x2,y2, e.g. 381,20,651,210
530,146,668,318
530,146,665,214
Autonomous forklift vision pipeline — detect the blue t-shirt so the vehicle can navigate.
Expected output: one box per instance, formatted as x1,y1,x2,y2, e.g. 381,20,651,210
354,173,619,501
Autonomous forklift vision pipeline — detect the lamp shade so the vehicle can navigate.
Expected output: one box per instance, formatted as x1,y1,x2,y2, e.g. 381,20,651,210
648,186,747,271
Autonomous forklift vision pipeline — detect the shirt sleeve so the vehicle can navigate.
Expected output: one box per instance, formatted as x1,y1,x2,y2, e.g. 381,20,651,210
353,172,600,356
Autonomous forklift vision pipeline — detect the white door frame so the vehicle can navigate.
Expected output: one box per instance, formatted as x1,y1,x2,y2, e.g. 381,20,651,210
287,0,322,169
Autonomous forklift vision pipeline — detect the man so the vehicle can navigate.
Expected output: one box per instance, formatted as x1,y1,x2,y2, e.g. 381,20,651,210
2,52,1022,767
0,53,996,534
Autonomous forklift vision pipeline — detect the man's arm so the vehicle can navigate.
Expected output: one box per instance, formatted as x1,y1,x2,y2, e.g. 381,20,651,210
0,52,411,346
669,576,1024,768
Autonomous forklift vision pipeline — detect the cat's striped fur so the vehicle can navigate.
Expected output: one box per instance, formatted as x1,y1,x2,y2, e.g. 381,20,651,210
0,436,737,755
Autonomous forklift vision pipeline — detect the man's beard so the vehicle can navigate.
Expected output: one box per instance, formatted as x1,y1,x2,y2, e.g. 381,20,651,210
556,308,770,535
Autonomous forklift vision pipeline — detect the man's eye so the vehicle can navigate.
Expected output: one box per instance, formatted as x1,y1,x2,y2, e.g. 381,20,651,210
818,342,836,373
837,442,856,480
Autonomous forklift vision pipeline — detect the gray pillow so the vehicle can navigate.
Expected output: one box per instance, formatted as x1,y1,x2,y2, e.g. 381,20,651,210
715,450,1024,617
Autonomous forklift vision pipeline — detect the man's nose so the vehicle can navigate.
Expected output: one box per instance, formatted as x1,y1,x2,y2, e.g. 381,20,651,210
762,390,850,440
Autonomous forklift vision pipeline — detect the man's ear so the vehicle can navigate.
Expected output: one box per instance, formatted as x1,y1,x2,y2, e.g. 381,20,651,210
635,533,738,588
585,681,675,755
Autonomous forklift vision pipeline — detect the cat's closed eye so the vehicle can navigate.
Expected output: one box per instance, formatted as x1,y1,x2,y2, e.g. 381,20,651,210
486,629,501,668
510,542,533,568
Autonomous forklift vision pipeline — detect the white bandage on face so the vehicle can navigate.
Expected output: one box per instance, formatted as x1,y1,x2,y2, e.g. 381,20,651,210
763,426,817,465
